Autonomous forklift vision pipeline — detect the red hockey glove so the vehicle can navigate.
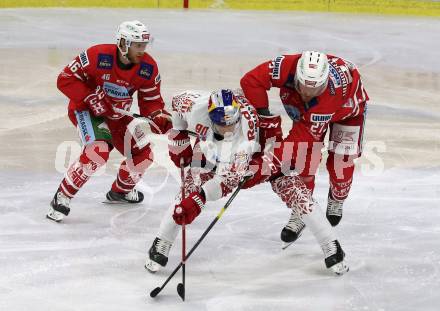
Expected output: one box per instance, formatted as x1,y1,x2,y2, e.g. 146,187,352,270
242,153,281,189
149,109,172,134
259,115,283,144
173,192,206,225
168,129,193,168
83,86,113,117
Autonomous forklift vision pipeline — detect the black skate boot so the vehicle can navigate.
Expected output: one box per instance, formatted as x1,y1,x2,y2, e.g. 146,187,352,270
47,190,71,222
105,189,144,204
326,193,344,226
145,237,173,273
281,210,306,249
321,240,349,275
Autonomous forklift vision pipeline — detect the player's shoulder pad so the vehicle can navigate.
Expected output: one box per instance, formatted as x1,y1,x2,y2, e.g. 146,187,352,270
268,54,299,81
137,53,159,81
328,56,360,98
171,91,202,114
82,44,115,70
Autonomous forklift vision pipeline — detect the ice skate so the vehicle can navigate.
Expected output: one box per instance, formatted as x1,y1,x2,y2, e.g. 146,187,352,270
104,188,144,204
47,190,71,222
281,210,305,249
321,240,349,275
326,194,343,226
145,237,173,273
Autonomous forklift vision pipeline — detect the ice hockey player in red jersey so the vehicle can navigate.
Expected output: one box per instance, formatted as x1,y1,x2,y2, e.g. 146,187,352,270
241,51,369,243
145,89,348,275
47,20,172,222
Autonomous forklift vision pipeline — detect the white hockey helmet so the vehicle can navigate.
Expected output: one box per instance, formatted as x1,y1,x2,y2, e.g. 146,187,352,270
116,20,150,56
295,51,329,96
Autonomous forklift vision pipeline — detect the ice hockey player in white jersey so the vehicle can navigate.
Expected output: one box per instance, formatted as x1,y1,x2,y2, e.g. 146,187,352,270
145,88,260,272
145,88,348,275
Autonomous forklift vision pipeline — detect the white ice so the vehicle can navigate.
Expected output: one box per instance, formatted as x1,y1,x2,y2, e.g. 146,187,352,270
1,8,440,311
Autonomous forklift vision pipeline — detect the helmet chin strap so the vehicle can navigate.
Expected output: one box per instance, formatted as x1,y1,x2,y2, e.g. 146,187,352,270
117,40,132,63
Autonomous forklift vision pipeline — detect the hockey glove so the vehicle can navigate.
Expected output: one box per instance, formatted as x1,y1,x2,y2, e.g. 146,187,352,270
149,109,172,134
259,115,283,143
83,86,113,117
173,191,206,225
242,153,281,189
168,129,193,167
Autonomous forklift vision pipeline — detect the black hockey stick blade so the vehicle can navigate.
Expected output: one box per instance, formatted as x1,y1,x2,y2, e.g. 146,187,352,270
177,283,185,301
150,287,161,298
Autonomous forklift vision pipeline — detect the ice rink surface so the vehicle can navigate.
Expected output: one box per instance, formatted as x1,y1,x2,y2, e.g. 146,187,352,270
1,8,440,311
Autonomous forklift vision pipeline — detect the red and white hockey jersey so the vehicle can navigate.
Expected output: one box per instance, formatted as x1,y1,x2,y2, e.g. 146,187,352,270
57,44,165,119
241,54,369,141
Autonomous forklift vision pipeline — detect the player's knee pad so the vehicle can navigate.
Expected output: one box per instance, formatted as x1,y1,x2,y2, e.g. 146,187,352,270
79,140,110,174
126,144,154,175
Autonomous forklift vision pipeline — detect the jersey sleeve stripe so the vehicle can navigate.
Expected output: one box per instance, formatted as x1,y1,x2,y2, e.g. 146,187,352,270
143,95,161,101
139,86,157,92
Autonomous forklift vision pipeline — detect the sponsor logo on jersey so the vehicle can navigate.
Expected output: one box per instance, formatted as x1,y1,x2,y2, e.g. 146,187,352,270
329,80,336,95
269,55,285,80
329,123,360,156
241,106,257,141
116,79,129,86
75,111,95,145
97,54,113,69
79,51,89,67
138,62,154,79
329,63,342,87
103,82,130,99
310,113,334,137
329,59,349,96
310,113,333,123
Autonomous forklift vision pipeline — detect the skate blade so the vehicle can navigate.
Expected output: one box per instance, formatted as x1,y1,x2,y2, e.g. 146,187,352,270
145,260,161,273
102,200,131,205
281,241,294,250
281,232,303,250
46,211,64,222
330,261,349,275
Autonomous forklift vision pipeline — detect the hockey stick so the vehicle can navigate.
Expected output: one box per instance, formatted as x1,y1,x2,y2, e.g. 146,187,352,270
112,107,198,137
177,160,186,301
149,176,249,299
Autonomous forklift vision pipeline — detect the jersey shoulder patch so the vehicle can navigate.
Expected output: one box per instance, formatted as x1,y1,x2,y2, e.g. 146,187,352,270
97,53,113,70
79,51,89,67
138,62,154,79
269,55,285,80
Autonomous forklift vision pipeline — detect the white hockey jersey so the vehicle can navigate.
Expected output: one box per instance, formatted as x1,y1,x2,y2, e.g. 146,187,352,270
171,90,260,201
